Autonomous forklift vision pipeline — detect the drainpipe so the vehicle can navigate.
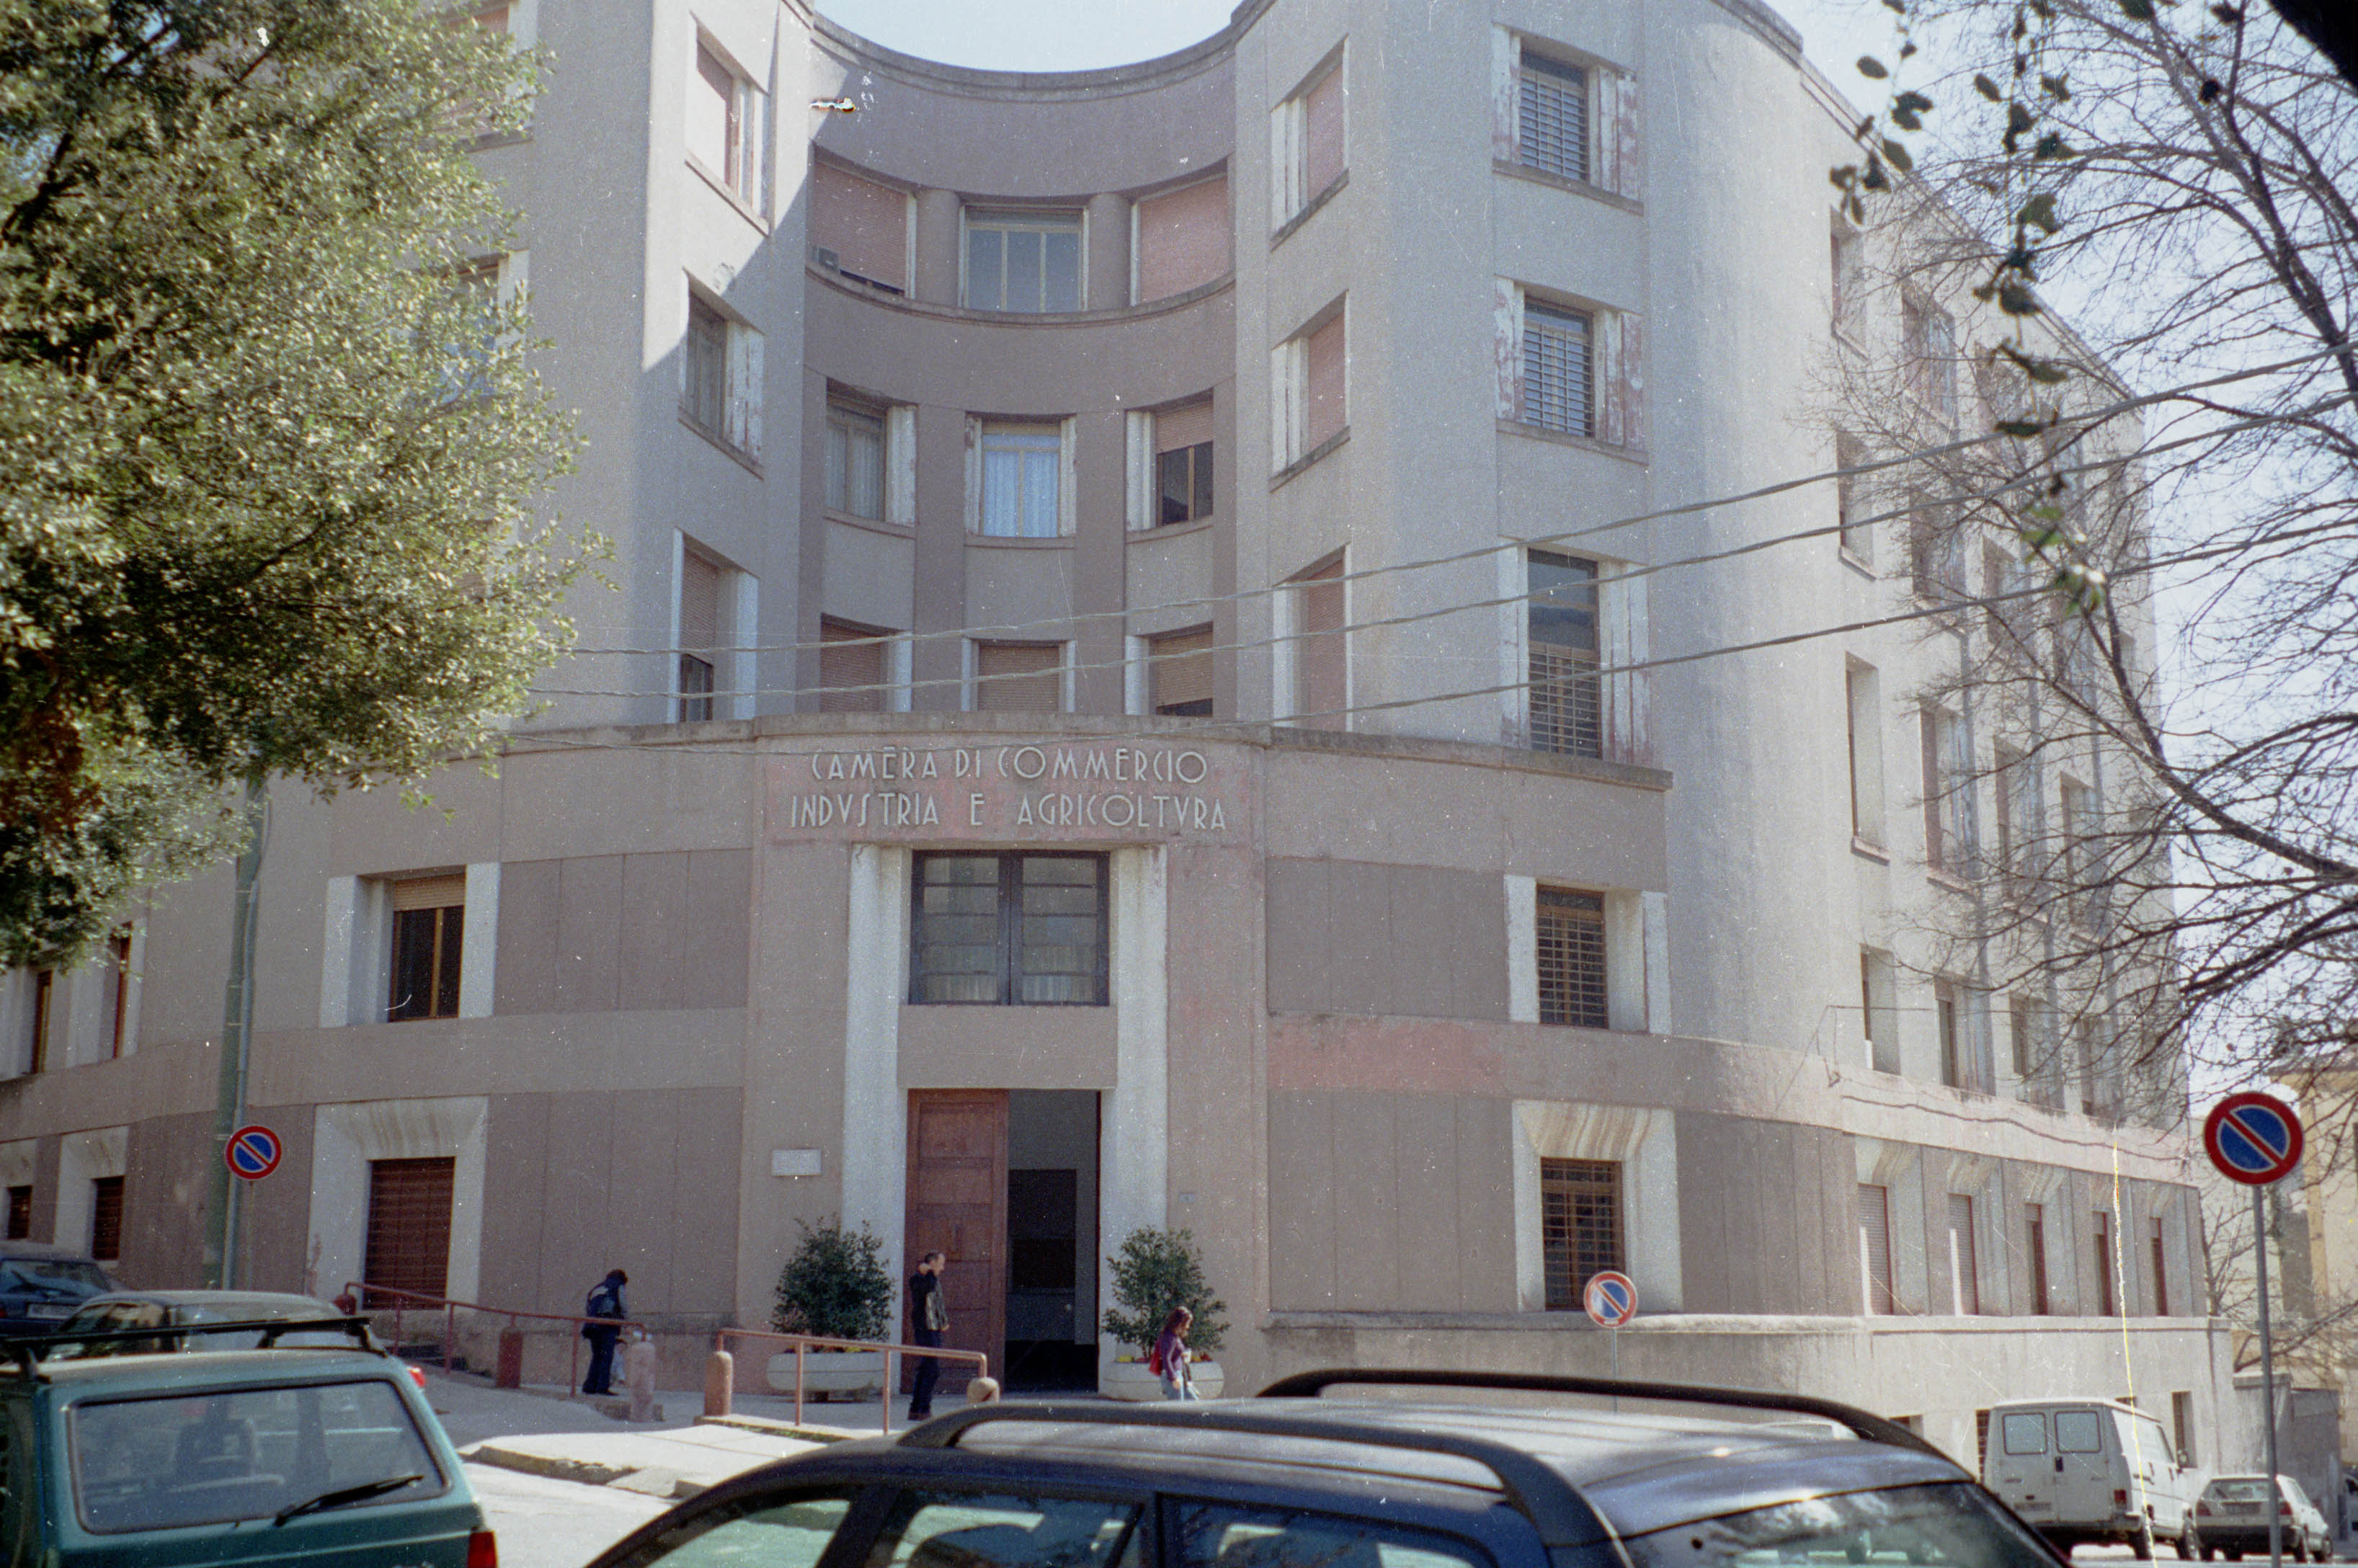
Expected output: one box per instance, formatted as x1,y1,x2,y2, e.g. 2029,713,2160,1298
202,772,268,1289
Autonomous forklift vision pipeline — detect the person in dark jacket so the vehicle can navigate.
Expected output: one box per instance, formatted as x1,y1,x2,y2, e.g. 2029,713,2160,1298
906,1250,948,1420
581,1269,628,1395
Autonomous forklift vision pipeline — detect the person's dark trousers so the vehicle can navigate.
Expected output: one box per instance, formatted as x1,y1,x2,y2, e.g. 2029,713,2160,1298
907,1327,943,1417
583,1327,619,1395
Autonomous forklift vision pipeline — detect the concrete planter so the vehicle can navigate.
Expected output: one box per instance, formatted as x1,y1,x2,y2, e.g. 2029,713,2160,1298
766,1349,886,1400
1103,1357,1224,1401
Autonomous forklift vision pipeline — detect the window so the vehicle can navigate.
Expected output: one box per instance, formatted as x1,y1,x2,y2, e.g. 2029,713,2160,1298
27,968,50,1074
1273,309,1347,469
2076,1017,2106,1118
1522,302,1593,438
819,620,889,714
1993,746,2028,898
810,161,907,293
1936,979,1964,1087
1859,1183,1896,1314
677,548,725,723
363,1157,454,1304
1902,297,1958,427
1947,1193,1980,1314
1287,558,1347,729
2026,1203,2052,1314
965,210,1082,313
876,1492,1139,1568
2003,1411,2048,1456
1529,551,1601,757
1836,432,1872,561
1148,627,1214,717
1273,55,1346,224
1134,176,1229,303
2055,1409,2102,1451
89,1175,123,1263
388,874,465,1023
631,1497,854,1568
2093,1210,2117,1315
973,643,1064,713
1518,52,1588,182
2151,1216,2171,1316
1921,706,1972,875
909,854,1107,1006
1156,402,1214,525
104,927,130,1059
1908,494,1966,600
825,403,885,519
1860,950,1899,1074
979,424,1064,538
688,40,762,206
2060,779,2096,927
1175,1502,1485,1568
2171,1390,2195,1467
1536,888,1608,1028
4,1185,27,1241
1846,662,1883,844
1831,223,1862,336
1541,1158,1623,1309
681,289,762,459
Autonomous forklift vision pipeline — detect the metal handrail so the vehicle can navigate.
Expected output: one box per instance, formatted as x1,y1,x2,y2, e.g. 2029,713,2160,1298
342,1280,649,1393
717,1327,989,1436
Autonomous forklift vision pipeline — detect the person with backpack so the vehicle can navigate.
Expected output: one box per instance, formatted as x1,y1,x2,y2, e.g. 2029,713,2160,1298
581,1268,628,1396
1152,1306,1198,1401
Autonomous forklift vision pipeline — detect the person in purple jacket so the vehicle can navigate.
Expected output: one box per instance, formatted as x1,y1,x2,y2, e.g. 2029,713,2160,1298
1154,1306,1198,1401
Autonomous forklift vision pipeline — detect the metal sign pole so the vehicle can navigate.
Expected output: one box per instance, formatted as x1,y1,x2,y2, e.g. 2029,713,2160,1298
2256,1184,2282,1568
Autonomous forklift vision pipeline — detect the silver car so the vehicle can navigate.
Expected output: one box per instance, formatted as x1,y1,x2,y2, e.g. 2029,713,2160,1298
44,1290,351,1358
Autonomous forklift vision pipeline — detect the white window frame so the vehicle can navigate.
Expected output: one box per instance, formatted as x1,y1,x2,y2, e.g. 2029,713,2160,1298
680,280,764,463
960,208,1087,313
1272,300,1346,471
968,418,1075,538
689,30,768,213
1270,47,1346,227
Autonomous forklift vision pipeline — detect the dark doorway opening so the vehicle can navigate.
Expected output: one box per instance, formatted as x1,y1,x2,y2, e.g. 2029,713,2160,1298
1003,1090,1099,1391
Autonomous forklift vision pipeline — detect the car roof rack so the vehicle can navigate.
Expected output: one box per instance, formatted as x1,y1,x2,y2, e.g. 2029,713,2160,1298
906,1401,1630,1563
0,1314,382,1380
1254,1369,1948,1461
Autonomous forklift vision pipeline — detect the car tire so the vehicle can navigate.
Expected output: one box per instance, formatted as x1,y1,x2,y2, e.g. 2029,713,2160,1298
2136,1525,2157,1561
2179,1531,2198,1560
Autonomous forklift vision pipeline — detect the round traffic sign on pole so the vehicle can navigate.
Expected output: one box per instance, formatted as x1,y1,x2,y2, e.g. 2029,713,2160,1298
225,1124,282,1181
2204,1092,2303,1186
1583,1270,1639,1328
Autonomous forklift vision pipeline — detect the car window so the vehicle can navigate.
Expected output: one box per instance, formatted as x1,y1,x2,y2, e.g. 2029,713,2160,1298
2001,1415,2046,1456
71,1378,445,1533
1171,1502,1492,1568
2207,1481,2271,1503
1623,1482,2057,1568
865,1491,1141,1568
2282,1480,2313,1508
0,1259,107,1294
628,1494,858,1568
2054,1412,2104,1453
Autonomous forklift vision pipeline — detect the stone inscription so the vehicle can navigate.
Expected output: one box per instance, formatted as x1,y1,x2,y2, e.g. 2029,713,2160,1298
773,741,1240,840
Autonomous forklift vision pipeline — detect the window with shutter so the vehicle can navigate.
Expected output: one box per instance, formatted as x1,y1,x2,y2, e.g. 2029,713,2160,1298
363,1157,455,1305
1536,888,1609,1028
819,620,888,713
27,968,50,1074
388,874,466,1022
1949,1193,1980,1314
1518,53,1588,182
1936,979,1962,1087
4,1185,28,1242
678,550,724,722
1846,662,1884,842
689,43,762,205
89,1176,123,1262
1304,315,1346,452
1154,401,1214,525
1836,432,1871,561
2151,1217,2171,1315
1291,559,1347,729
1528,551,1601,757
811,163,907,293
683,293,728,437
1302,63,1345,202
2026,1203,2051,1314
2093,1210,2117,1315
1135,177,1229,303
1540,1158,1622,1309
1859,1183,1895,1314
105,927,131,1059
975,643,1063,713
1149,627,1215,717
1522,303,1593,437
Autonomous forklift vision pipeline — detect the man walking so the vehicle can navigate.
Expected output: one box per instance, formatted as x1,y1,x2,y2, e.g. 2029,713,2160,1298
906,1250,948,1421
581,1268,628,1396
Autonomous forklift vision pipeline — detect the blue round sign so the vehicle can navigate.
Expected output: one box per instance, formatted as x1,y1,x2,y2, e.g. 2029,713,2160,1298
2204,1092,2303,1186
225,1124,282,1180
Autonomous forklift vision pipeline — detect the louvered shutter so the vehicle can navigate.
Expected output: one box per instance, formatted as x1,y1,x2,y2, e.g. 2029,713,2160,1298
364,1157,455,1304
1295,561,1346,729
820,622,886,713
976,643,1062,713
1859,1183,1895,1314
1150,628,1215,715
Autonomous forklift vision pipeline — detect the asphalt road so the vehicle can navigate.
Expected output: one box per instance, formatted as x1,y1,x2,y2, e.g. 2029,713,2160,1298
467,1461,669,1568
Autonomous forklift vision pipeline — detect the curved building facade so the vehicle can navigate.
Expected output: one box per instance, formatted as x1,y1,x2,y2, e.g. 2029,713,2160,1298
0,0,2225,1467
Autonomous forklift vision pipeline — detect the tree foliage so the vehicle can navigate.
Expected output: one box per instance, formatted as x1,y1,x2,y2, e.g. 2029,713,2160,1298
771,1218,895,1343
0,0,586,965
1825,0,2358,1129
1100,1226,1227,1355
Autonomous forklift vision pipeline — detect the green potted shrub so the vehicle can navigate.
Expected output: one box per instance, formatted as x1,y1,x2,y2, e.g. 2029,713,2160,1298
766,1218,894,1399
1100,1226,1229,1399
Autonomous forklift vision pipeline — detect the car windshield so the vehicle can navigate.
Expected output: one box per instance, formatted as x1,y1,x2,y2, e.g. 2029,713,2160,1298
1623,1483,2057,1568
71,1378,444,1533
0,1258,107,1294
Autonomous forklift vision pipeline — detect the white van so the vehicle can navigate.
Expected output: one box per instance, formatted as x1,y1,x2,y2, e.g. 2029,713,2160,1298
1983,1398,2194,1557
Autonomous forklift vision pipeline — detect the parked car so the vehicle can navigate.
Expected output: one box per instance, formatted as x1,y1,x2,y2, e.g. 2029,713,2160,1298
1983,1397,2195,1557
0,1243,112,1335
2196,1474,2333,1562
587,1370,2066,1568
45,1291,352,1357
0,1313,494,1568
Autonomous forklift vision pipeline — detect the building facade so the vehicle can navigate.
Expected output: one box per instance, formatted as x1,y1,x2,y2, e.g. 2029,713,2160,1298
0,0,2226,1467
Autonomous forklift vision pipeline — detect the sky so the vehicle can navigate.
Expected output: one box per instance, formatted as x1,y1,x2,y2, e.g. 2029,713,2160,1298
817,0,1905,92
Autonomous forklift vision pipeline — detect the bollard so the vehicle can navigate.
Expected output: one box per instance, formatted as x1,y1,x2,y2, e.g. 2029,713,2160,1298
496,1328,524,1390
626,1339,657,1424
704,1349,734,1418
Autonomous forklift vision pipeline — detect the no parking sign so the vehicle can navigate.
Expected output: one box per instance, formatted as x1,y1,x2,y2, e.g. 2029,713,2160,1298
224,1124,282,1181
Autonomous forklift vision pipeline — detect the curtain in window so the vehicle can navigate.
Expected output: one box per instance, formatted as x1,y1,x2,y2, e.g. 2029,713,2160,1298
827,407,885,518
982,430,1062,538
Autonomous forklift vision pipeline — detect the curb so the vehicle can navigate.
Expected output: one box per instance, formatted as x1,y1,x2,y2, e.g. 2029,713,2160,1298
463,1443,637,1488
695,1414,853,1444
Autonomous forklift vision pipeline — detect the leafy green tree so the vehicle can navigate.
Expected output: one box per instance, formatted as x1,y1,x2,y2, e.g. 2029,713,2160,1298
773,1219,895,1343
1101,1226,1227,1355
0,0,586,965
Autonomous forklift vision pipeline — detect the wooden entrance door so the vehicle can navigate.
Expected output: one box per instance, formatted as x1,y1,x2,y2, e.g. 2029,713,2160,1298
904,1090,1007,1386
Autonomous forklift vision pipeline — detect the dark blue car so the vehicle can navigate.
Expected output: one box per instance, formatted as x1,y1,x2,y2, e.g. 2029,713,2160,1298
0,1244,112,1336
